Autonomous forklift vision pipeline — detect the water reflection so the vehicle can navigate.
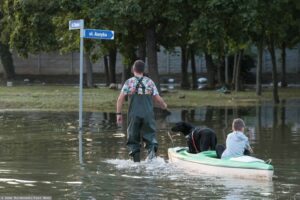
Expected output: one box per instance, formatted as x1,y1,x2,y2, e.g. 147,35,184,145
78,131,83,165
166,101,300,139
0,100,299,199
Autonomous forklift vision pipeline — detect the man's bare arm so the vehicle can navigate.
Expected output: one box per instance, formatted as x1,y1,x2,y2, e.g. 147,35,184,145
116,93,126,124
116,93,126,113
153,95,167,110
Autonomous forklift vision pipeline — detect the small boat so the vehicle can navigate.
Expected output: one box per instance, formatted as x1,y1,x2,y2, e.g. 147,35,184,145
168,147,274,181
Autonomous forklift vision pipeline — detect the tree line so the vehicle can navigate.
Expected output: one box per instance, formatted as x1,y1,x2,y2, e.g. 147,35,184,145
1,0,300,103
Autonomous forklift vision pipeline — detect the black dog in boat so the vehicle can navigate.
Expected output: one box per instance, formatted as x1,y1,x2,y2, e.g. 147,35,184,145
171,121,217,154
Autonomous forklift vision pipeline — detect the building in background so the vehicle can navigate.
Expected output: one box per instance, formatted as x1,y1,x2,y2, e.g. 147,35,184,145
0,46,299,77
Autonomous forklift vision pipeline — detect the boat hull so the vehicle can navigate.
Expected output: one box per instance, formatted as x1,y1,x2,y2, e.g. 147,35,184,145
168,147,273,181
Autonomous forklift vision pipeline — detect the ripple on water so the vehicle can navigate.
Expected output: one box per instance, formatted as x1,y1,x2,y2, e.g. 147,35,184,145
105,157,184,178
0,178,37,184
105,157,276,199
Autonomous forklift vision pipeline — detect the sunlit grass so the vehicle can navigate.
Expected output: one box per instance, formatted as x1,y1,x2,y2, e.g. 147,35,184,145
0,85,299,112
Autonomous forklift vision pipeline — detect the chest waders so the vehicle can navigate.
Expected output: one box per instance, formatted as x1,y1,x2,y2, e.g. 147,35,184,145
127,77,158,162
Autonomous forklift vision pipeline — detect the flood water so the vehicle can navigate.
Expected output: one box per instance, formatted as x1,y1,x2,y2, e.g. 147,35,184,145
0,100,299,199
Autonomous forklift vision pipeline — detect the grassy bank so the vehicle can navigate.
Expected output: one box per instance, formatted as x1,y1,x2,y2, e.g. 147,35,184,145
0,85,299,112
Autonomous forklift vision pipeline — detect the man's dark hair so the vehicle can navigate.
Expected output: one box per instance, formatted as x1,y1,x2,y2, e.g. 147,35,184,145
133,60,145,73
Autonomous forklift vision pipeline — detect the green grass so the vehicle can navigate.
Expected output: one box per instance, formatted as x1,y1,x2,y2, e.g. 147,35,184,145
0,86,119,112
0,85,299,112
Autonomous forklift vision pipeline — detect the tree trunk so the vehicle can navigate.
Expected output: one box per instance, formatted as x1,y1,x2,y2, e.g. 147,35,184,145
109,47,117,84
103,56,110,86
204,53,216,89
256,40,263,96
268,35,280,104
121,48,136,84
146,26,160,91
281,42,287,87
180,45,190,89
231,53,238,89
122,64,131,84
85,54,93,88
121,40,136,83
0,42,15,80
235,49,244,92
137,41,146,61
225,55,229,85
280,100,286,126
190,47,197,89
217,56,225,86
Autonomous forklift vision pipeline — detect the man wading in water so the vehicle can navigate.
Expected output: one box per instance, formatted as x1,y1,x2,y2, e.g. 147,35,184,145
116,60,168,162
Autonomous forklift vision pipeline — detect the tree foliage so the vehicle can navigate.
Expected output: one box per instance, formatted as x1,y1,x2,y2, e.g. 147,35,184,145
0,0,15,80
1,0,300,100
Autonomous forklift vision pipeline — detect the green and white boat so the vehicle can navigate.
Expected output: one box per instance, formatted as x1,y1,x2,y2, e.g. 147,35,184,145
168,147,274,181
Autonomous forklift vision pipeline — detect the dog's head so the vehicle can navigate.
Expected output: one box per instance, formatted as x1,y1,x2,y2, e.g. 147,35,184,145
171,121,194,136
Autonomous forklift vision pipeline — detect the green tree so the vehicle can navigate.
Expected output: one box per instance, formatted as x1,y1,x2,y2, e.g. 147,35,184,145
262,0,282,104
246,0,266,96
0,0,15,80
276,0,300,88
94,0,173,89
2,0,59,81
7,0,58,56
139,0,170,90
190,1,221,89
162,0,196,89
247,0,299,102
191,0,249,89
2,0,300,95
53,0,98,87
89,1,127,85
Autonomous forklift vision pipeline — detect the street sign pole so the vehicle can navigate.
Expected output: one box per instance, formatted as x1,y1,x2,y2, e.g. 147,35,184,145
69,19,84,131
79,28,84,131
69,19,114,164
69,20,114,132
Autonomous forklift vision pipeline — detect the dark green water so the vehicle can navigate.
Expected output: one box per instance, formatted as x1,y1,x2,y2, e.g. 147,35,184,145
0,101,299,199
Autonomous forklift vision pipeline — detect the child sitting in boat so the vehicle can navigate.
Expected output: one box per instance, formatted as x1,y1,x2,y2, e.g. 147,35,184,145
216,118,253,159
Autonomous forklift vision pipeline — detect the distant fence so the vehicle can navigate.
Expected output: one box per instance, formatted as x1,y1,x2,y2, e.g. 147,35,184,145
0,46,299,75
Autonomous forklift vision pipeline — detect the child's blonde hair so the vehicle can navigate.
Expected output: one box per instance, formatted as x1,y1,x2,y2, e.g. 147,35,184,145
232,118,245,131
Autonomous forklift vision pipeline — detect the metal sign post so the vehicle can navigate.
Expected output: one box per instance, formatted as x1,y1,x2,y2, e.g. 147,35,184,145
69,20,114,164
79,28,84,130
69,19,84,131
69,20,114,131
79,28,114,131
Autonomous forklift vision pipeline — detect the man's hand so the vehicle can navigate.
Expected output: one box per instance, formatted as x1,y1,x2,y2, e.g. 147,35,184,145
162,102,168,110
116,114,123,125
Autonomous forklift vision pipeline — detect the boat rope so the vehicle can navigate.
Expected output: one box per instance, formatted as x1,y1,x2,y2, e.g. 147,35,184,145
191,129,199,153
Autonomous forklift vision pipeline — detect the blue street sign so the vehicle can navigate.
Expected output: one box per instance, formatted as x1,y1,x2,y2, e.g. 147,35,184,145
83,29,114,40
69,20,84,30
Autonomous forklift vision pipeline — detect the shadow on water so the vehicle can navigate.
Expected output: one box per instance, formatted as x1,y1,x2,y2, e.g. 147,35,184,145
0,100,299,199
